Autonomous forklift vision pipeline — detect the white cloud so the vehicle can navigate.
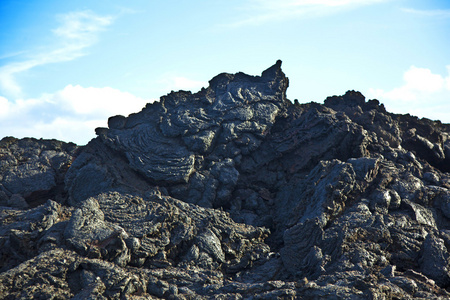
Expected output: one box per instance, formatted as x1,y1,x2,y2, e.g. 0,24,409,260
227,0,388,27
0,10,113,97
403,66,444,93
0,96,10,117
446,66,450,90
367,66,450,123
0,85,150,145
54,84,148,116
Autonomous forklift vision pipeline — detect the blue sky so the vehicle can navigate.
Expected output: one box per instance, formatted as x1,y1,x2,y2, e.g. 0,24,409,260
1,0,449,145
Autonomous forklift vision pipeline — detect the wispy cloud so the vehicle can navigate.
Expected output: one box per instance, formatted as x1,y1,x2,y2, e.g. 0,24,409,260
402,8,450,18
0,10,113,97
52,10,113,42
367,66,450,123
226,0,388,27
0,51,29,61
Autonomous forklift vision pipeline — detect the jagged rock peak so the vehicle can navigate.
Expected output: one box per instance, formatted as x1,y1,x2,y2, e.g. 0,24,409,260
158,59,289,114
207,59,287,101
88,61,290,194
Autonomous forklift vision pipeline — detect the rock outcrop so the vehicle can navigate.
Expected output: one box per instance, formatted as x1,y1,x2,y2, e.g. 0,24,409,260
2,61,450,299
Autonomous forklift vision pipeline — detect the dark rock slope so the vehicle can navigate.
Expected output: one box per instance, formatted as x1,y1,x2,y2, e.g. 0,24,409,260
2,61,450,299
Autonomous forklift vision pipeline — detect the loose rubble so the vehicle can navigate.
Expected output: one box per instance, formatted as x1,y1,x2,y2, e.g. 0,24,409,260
2,61,450,299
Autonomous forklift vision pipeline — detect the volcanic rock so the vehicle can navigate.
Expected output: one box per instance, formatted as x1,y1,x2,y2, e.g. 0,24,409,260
2,61,450,299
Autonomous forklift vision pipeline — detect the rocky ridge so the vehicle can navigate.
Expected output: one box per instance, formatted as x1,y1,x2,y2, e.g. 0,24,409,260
2,61,450,299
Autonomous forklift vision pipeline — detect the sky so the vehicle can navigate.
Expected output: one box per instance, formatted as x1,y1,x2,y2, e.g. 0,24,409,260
0,0,449,145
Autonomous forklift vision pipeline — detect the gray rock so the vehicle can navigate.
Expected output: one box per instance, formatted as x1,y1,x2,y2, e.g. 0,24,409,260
7,193,28,209
0,190,9,206
195,228,225,263
281,218,325,277
0,137,77,207
64,197,130,266
107,115,127,130
388,276,418,295
64,190,269,274
0,199,69,272
419,234,450,286
369,189,391,214
3,62,450,299
381,265,396,277
403,199,437,228
435,190,450,219
64,137,152,206
0,249,79,299
424,171,440,185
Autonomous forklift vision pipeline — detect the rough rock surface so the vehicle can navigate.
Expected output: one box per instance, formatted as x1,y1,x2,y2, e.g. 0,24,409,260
2,61,450,299
0,137,77,208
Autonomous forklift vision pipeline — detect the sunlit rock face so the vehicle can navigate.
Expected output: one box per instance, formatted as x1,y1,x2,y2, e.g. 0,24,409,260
2,61,450,299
